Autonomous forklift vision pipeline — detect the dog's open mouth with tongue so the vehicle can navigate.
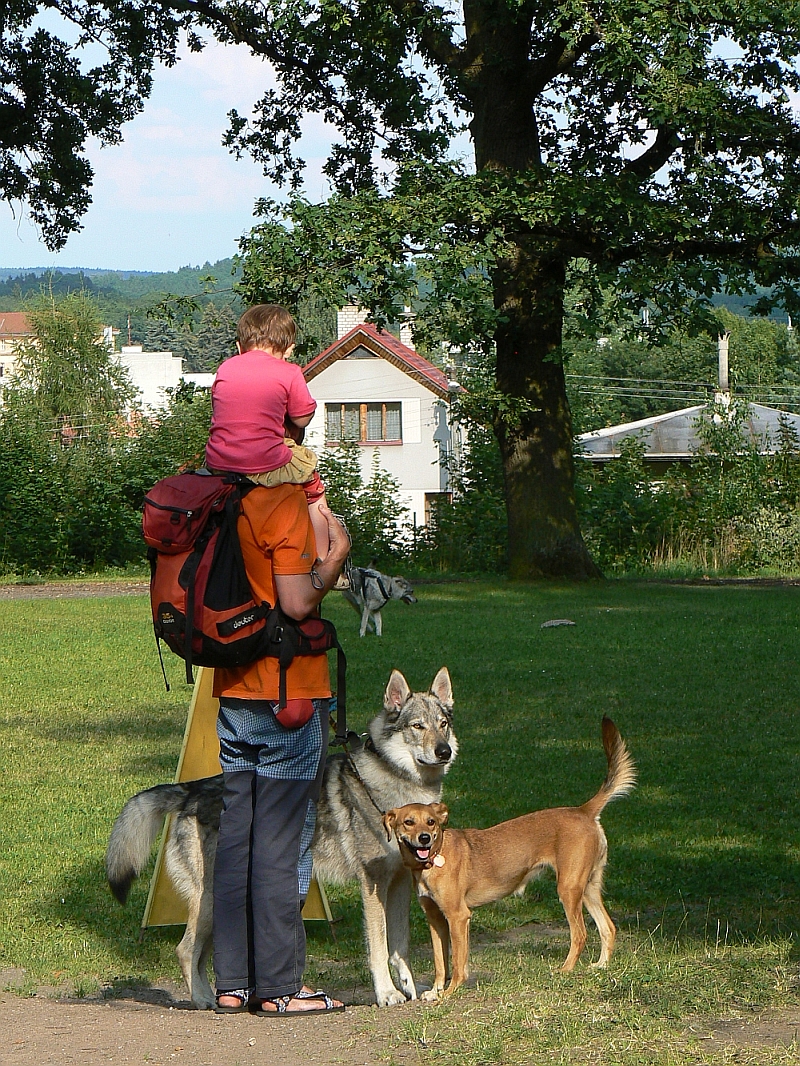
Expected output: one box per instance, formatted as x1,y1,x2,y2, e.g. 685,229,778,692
399,837,435,865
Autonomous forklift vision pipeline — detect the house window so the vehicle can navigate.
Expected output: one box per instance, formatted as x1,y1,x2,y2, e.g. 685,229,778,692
325,402,402,443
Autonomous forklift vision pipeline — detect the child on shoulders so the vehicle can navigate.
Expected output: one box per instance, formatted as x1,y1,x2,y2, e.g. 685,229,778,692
205,304,344,577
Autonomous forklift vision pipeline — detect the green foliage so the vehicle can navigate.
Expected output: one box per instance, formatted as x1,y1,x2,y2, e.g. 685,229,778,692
116,388,212,511
0,8,158,249
412,427,508,574
187,302,237,371
0,404,141,574
0,381,212,576
316,445,408,567
577,404,800,574
11,291,135,422
576,437,675,573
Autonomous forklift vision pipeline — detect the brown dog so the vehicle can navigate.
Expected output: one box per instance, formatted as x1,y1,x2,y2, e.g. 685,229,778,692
383,717,636,999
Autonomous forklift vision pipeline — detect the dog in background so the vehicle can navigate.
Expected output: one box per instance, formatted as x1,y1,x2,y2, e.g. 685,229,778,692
341,566,416,636
106,667,457,1009
383,717,635,999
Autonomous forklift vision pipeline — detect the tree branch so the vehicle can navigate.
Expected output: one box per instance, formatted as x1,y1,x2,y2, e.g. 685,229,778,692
159,0,354,128
528,22,602,96
390,0,465,71
623,125,681,179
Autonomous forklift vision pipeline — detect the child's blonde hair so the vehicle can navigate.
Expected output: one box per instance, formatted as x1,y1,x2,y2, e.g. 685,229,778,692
237,304,297,355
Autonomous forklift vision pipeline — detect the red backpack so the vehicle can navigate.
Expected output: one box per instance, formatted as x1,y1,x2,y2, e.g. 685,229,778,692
142,469,346,739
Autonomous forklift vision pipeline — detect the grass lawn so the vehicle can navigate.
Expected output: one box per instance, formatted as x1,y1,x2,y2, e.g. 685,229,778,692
1,578,799,1063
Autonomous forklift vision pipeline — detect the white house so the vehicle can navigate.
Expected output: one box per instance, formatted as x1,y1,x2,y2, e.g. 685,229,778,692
115,345,185,411
302,307,463,526
0,311,33,385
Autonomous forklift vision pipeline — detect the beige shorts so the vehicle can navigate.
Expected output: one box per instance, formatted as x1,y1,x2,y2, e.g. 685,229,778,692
247,439,319,488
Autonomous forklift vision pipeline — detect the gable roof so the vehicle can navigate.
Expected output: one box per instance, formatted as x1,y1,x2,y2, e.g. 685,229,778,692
303,323,452,399
577,402,800,460
0,312,33,337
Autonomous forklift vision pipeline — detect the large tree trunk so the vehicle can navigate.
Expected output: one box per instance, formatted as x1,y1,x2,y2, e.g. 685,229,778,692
465,3,601,578
493,244,601,578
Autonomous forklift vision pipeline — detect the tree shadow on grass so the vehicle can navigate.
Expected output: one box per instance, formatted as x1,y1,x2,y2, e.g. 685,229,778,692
596,842,800,959
40,703,185,743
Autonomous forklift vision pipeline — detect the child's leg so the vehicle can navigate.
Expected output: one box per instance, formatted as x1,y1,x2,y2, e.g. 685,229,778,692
308,494,330,562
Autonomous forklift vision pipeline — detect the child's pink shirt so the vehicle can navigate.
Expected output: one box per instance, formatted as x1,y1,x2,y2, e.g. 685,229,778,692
205,349,317,474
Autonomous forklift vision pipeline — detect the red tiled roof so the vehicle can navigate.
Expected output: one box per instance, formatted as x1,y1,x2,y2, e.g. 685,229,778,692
304,323,452,399
0,312,32,336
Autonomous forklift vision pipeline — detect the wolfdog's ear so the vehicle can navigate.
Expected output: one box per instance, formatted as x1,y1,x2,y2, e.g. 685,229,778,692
430,802,449,826
383,809,399,841
384,670,411,717
429,667,453,710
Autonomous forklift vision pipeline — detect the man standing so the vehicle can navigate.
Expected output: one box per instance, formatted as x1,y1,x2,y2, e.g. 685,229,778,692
212,484,349,1015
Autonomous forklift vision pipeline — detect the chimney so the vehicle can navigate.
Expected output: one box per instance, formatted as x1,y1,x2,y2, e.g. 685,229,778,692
337,304,369,339
717,332,730,393
399,306,415,351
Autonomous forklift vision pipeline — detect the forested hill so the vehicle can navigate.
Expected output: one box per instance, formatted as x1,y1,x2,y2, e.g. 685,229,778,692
0,260,243,366
0,259,240,301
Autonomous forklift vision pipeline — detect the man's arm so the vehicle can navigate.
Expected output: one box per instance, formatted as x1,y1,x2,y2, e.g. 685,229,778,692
274,503,349,620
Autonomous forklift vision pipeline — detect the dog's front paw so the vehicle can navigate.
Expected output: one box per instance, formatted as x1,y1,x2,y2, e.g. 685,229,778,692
420,988,441,1003
376,987,408,1008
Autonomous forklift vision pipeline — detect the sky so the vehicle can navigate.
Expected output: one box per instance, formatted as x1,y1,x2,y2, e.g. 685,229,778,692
0,38,335,274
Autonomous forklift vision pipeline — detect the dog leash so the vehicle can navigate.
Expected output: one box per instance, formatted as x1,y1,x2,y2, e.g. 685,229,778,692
343,736,386,816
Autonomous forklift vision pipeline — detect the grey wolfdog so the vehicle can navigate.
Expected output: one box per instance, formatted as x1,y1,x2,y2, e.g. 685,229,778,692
341,567,417,637
106,667,458,1009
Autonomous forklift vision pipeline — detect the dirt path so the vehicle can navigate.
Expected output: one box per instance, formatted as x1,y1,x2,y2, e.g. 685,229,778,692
4,987,799,1066
0,581,150,600
0,990,406,1066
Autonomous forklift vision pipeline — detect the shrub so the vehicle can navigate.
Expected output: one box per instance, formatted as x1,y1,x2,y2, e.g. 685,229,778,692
316,444,409,567
411,426,508,573
0,387,213,576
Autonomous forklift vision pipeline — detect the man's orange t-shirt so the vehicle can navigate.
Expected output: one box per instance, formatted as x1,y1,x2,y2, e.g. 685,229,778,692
212,484,331,701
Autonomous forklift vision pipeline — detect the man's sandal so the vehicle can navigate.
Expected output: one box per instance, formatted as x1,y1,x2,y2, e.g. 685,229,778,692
214,988,252,1014
254,989,345,1016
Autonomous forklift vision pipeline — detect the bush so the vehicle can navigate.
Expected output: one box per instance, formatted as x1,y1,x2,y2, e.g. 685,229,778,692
316,444,409,567
0,388,212,576
576,403,800,576
411,427,508,573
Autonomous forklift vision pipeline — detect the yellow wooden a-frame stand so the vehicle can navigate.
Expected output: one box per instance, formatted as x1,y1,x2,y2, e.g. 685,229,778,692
141,666,332,932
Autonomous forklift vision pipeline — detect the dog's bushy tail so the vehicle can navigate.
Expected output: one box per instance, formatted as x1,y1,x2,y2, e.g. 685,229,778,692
581,717,636,820
105,784,189,904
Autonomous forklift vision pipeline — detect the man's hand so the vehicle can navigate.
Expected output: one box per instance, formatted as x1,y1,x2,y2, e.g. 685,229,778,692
275,503,349,620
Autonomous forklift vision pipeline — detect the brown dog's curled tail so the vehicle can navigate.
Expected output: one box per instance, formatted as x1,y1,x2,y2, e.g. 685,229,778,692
581,717,637,820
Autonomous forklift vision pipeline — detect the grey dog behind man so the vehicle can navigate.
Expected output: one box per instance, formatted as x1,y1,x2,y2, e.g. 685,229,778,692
106,667,457,1009
341,566,416,637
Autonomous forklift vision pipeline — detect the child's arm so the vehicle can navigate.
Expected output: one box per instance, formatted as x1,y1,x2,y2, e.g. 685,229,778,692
287,412,314,429
285,364,316,434
284,414,308,444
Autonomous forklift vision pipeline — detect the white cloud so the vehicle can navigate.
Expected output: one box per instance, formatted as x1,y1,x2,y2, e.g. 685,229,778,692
0,34,338,271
